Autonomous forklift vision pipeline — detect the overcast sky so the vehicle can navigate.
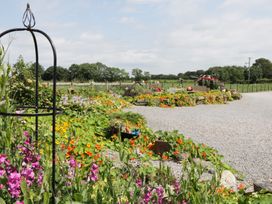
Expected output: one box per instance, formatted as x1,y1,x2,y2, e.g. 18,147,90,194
1,0,272,74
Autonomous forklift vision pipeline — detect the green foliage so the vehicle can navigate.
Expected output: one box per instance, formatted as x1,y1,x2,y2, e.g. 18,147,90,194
68,62,129,82
42,66,69,81
132,68,144,82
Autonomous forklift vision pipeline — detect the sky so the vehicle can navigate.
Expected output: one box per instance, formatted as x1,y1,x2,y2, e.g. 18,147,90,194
1,0,272,74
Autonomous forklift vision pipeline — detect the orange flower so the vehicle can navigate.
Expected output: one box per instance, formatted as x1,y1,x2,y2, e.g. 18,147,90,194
61,144,66,150
238,183,246,191
162,155,169,160
86,143,91,148
147,151,153,157
130,157,136,161
202,151,207,160
94,154,100,160
173,150,180,155
86,151,93,157
147,143,154,149
129,139,135,147
216,186,225,194
70,140,75,145
143,136,148,142
122,173,129,179
176,138,183,145
66,152,71,158
67,146,74,152
95,144,102,151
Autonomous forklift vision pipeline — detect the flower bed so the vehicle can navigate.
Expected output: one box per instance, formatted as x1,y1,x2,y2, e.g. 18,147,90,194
130,90,241,107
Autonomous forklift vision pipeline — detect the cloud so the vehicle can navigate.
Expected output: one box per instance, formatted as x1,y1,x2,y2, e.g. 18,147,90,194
127,0,163,4
2,0,272,74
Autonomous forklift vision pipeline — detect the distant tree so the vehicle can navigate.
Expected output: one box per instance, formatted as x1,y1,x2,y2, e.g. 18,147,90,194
13,55,32,81
250,65,263,83
103,67,129,82
206,66,245,83
252,58,272,79
154,74,178,80
143,71,151,81
29,62,44,79
132,68,143,82
42,66,70,81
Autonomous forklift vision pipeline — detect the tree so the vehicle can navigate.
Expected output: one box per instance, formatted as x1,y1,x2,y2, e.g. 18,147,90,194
250,65,263,83
29,62,44,79
252,58,272,79
13,55,32,81
143,71,151,81
42,66,70,81
103,67,129,82
132,68,143,82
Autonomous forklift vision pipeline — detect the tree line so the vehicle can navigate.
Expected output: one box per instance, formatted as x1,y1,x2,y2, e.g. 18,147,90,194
12,56,272,83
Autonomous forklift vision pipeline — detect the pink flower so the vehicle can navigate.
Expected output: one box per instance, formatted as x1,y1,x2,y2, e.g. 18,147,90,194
156,185,164,204
0,167,5,177
88,163,99,182
32,161,41,170
0,184,4,190
7,171,21,198
0,154,7,164
173,179,180,194
143,188,152,203
23,131,30,138
15,200,24,204
69,157,77,168
37,171,43,186
136,178,142,188
21,168,35,186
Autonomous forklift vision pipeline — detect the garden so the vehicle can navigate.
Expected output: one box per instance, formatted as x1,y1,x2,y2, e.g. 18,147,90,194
1,47,272,203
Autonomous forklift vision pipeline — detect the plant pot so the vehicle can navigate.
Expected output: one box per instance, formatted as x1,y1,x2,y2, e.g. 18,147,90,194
134,101,148,106
150,140,171,155
121,132,139,141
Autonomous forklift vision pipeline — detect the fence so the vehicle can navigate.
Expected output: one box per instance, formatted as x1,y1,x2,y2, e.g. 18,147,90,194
44,81,272,93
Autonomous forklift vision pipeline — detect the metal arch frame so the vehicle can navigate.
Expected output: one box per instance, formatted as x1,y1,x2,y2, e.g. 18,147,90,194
0,27,59,202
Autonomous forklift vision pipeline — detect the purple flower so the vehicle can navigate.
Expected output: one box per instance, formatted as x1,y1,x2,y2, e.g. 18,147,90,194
0,167,5,177
37,171,43,186
88,163,99,182
143,187,152,203
173,179,180,194
136,178,142,188
21,168,35,186
32,161,41,170
7,171,21,198
23,131,30,138
156,186,164,204
69,157,77,168
0,154,7,164
91,163,99,173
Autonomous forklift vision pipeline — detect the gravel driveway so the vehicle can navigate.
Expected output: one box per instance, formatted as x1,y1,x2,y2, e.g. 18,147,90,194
128,92,272,182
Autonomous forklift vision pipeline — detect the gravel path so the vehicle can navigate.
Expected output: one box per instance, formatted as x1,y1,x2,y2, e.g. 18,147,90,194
128,92,272,182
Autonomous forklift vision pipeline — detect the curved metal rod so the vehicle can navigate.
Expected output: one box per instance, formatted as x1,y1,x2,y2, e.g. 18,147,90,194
0,28,28,38
29,30,39,144
31,28,57,202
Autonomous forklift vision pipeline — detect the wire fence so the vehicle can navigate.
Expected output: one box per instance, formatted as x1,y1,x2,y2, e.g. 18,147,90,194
45,81,272,93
